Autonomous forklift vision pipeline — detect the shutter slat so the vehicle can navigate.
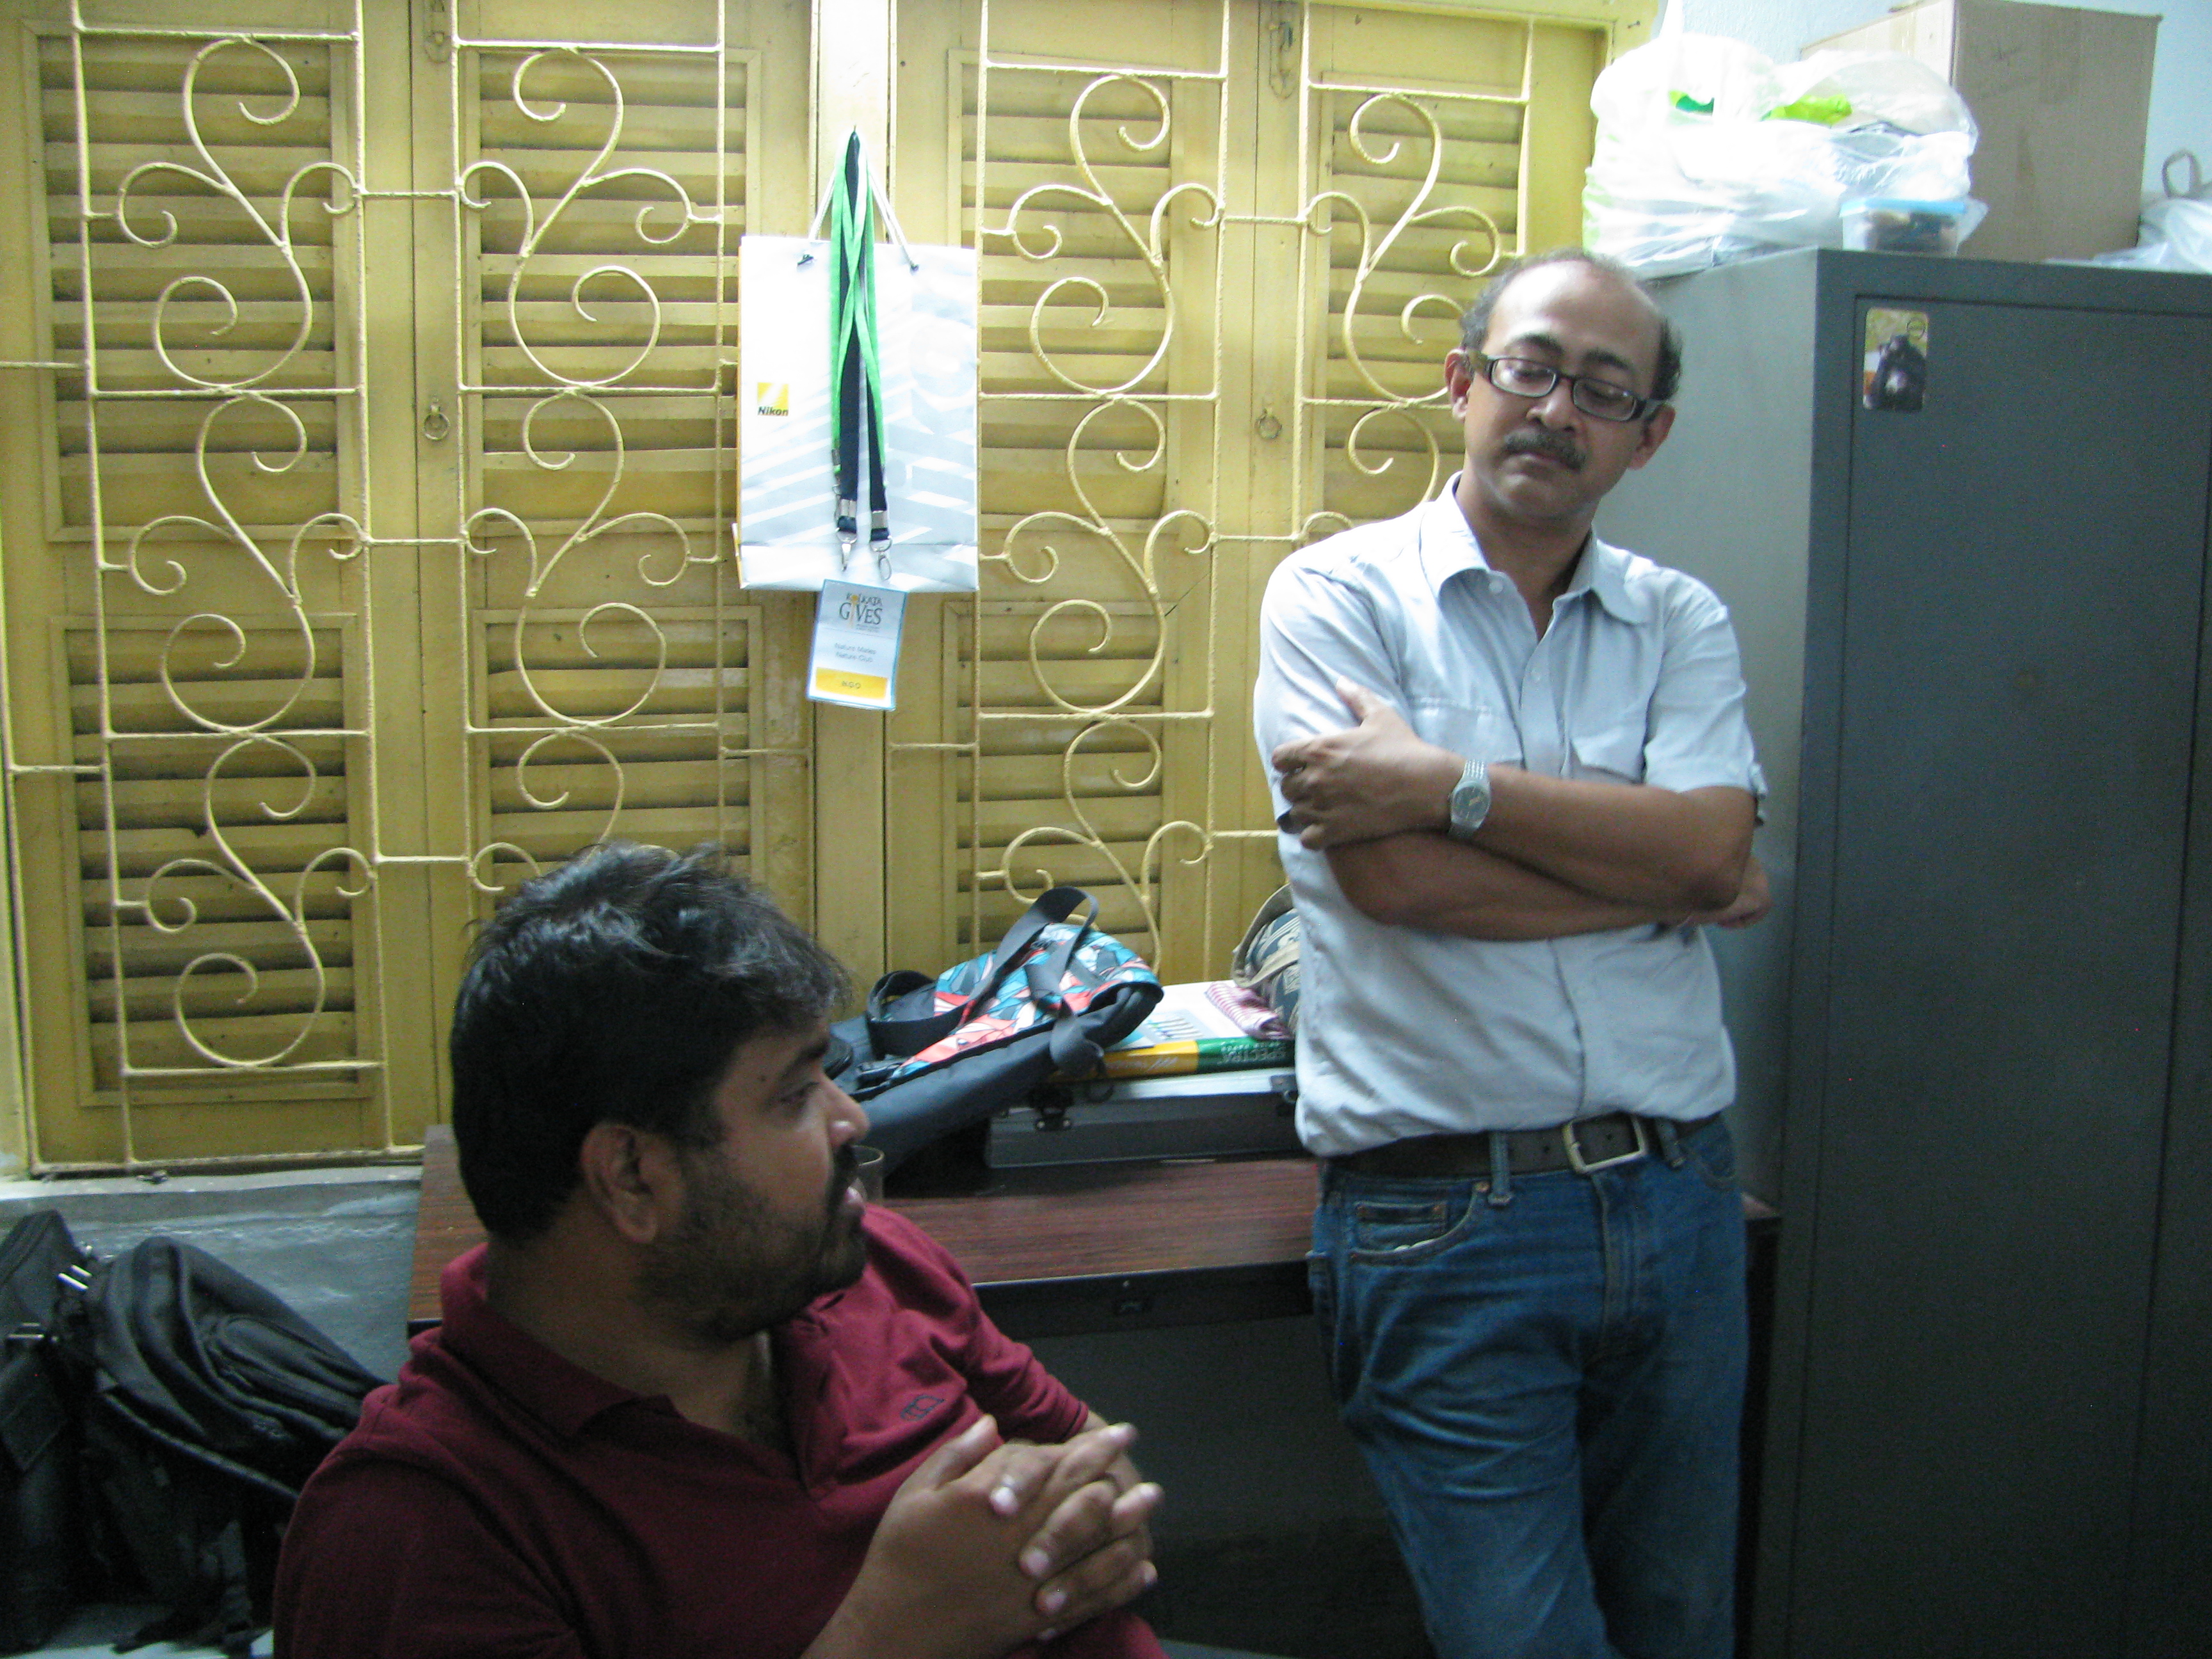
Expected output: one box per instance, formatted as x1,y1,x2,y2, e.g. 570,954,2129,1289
486,756,740,812
88,920,352,975
85,773,346,828
90,963,356,1022
86,867,356,918
90,1013,358,1080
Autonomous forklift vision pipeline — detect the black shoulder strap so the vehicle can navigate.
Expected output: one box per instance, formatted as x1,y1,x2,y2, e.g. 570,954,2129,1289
949,886,1091,1029
858,887,1097,1067
1021,897,1110,1076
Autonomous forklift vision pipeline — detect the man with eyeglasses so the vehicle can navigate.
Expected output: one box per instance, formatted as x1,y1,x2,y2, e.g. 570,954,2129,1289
1251,248,1769,1659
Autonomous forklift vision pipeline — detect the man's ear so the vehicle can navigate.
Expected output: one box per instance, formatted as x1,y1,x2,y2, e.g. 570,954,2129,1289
577,1121,681,1246
1627,402,1675,470
1444,348,1476,415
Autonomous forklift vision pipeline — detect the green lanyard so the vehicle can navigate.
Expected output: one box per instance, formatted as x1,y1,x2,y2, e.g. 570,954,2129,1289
828,131,889,581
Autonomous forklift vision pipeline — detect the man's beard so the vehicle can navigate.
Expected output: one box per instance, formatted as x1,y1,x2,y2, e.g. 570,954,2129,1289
638,1145,868,1348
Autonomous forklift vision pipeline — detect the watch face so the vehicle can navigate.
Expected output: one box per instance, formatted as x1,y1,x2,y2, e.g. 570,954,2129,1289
1451,765,1489,836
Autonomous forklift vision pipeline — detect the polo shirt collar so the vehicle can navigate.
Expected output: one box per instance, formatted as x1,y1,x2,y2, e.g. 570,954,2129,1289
437,1245,656,1439
1417,476,1649,625
435,1239,859,1444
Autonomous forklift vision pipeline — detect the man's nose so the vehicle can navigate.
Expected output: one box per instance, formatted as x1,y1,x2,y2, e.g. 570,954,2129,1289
830,1082,870,1145
1528,376,1581,424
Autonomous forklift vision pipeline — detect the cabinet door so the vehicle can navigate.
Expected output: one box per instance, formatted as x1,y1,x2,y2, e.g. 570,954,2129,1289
1788,296,2212,1657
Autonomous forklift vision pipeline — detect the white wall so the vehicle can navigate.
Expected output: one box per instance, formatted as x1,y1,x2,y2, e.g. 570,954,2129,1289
1681,0,2210,199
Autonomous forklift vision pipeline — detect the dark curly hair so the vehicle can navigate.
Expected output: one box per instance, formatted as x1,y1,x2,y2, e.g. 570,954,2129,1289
449,842,849,1241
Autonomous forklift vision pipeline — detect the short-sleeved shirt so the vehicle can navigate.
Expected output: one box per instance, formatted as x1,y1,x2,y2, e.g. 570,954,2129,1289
273,1207,1163,1659
1252,483,1766,1158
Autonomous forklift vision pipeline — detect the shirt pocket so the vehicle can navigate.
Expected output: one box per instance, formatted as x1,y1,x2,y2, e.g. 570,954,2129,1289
1568,711,1648,783
1409,701,1521,766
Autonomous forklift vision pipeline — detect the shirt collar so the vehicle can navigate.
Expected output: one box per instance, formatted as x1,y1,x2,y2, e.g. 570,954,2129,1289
434,1230,862,1443
1417,475,1649,625
437,1244,661,1439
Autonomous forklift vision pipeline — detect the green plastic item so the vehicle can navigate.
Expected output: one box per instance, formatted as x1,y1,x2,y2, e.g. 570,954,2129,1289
1669,91,1714,114
1766,94,1853,125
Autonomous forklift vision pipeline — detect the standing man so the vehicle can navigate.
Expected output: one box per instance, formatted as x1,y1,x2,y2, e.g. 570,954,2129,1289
1253,248,1768,1659
275,841,1164,1659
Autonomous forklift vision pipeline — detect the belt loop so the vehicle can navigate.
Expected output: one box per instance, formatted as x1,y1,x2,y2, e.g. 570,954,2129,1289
1654,1117,1686,1169
1486,1130,1514,1207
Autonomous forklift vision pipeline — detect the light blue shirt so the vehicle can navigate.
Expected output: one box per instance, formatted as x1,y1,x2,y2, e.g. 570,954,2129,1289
1252,483,1766,1157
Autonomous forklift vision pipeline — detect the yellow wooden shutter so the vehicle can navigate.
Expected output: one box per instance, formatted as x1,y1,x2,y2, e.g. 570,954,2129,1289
1302,4,1609,531
3,11,381,1164
0,0,1639,1171
443,3,813,909
877,0,1241,985
885,0,1644,990
0,0,814,1170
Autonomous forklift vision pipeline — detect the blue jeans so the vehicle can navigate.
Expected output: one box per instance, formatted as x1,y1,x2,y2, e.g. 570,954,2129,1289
1310,1117,1747,1659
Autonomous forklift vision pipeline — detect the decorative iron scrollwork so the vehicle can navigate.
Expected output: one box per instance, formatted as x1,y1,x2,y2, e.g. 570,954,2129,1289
970,56,1224,953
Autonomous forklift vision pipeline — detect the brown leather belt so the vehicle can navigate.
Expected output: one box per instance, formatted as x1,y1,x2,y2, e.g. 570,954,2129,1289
1329,1110,1720,1180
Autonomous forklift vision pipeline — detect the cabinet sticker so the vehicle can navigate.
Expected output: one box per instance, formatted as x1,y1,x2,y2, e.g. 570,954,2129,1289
1863,309,1930,412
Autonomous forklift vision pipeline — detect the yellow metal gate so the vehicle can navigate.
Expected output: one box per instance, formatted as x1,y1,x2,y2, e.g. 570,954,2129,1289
0,0,1645,1172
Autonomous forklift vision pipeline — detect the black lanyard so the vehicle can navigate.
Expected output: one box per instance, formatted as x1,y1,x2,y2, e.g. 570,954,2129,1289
828,131,888,574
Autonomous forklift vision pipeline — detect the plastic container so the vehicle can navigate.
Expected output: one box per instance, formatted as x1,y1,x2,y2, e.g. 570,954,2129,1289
1841,196,1973,254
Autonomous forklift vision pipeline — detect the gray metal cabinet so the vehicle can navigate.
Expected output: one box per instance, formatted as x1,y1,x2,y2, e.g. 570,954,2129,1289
1601,248,2212,1659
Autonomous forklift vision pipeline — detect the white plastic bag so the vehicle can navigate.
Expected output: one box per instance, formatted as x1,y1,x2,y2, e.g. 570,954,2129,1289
1583,14,1985,276
736,234,981,594
2087,152,2212,275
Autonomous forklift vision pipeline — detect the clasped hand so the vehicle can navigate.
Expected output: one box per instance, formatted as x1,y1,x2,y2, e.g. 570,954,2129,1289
821,1415,1162,1659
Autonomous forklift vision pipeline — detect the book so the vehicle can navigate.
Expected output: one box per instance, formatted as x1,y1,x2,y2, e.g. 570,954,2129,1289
1098,981,1295,1078
1100,1034,1296,1078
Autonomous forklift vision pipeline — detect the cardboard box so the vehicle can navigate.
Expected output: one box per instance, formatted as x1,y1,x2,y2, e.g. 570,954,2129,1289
1806,0,2157,263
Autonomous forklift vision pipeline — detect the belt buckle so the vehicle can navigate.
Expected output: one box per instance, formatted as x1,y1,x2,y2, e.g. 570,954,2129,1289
1564,1114,1651,1175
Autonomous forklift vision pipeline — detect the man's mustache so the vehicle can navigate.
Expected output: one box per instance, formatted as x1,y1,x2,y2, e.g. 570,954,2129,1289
1502,429,1585,469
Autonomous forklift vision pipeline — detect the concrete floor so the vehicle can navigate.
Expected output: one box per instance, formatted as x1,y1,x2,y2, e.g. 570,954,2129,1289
29,1612,1287,1659
0,1167,421,1380
31,1605,271,1658
31,1612,1272,1659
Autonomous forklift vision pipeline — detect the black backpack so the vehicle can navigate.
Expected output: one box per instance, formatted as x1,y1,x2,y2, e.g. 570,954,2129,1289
40,1230,383,1657
0,1210,95,1653
830,885,1162,1189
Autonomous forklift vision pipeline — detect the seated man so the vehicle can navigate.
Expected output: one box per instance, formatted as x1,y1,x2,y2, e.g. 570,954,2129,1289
275,842,1166,1659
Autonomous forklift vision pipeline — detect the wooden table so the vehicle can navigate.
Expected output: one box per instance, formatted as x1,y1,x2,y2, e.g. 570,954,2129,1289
411,1128,1777,1342
410,1125,1320,1340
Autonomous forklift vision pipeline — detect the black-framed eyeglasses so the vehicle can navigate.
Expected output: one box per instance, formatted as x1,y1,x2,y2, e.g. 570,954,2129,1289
1474,353,1661,424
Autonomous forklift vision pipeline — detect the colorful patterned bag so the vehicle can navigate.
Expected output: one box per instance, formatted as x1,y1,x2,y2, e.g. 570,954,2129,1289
1230,884,1300,1034
831,886,1162,1174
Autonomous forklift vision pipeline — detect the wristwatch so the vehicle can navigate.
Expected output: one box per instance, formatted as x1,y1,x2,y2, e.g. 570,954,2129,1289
1446,758,1491,842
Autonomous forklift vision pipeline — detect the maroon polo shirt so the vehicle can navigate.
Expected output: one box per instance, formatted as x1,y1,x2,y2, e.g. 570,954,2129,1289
273,1207,1163,1659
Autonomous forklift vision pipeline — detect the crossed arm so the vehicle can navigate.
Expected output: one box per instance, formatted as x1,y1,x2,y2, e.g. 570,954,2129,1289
806,1413,1162,1659
1273,680,1765,939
